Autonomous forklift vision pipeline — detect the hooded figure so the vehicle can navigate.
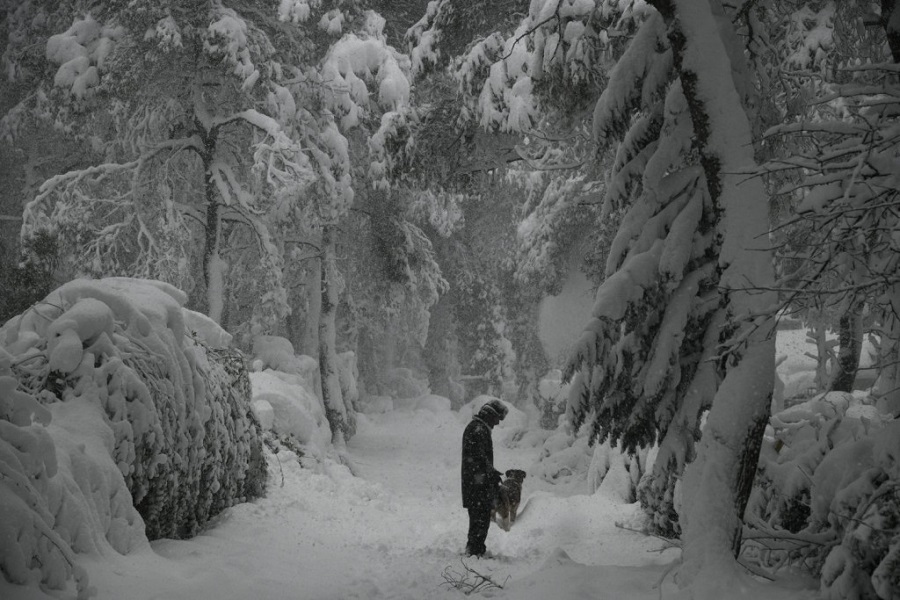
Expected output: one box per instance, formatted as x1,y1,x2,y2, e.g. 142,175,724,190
461,399,508,557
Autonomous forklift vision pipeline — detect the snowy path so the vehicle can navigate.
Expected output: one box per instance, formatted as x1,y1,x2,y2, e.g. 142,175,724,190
9,409,694,600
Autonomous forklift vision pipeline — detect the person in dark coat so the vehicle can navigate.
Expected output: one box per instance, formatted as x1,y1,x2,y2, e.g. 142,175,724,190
461,399,508,557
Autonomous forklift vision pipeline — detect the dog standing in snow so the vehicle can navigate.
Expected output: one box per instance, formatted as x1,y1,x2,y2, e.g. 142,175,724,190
494,469,526,531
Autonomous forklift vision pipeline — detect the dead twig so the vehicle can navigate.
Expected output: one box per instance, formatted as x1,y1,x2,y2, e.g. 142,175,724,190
441,558,509,595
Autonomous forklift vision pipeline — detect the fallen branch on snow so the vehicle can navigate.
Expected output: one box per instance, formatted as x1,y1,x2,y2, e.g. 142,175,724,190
441,559,509,595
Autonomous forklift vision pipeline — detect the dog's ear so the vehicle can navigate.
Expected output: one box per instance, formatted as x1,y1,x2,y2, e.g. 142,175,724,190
505,469,515,477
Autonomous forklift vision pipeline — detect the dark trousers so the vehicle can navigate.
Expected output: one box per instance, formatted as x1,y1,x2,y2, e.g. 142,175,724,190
466,503,492,556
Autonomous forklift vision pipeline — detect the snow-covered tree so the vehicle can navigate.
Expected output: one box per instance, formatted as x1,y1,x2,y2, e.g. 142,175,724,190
2,1,443,443
2,1,327,329
759,0,900,414
441,0,780,590
542,4,777,589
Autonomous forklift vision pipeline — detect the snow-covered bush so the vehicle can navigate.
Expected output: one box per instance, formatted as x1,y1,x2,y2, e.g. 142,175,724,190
0,350,94,599
250,369,331,450
2,278,266,544
252,335,309,375
746,392,899,599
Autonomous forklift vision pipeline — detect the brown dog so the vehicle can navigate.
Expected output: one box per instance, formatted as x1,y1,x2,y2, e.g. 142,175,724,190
494,469,526,531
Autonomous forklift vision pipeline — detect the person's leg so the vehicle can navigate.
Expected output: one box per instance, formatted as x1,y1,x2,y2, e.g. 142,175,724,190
466,503,491,556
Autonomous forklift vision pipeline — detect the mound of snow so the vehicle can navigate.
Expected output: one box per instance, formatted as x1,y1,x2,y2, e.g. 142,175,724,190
531,431,592,485
412,394,451,413
358,394,393,414
183,309,232,348
252,335,307,374
250,370,330,449
251,399,275,431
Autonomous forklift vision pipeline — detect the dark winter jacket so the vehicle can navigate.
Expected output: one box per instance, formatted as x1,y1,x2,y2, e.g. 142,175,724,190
461,416,502,508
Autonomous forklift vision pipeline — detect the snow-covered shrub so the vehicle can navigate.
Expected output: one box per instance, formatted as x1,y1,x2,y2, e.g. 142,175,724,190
184,309,233,349
250,369,331,450
746,392,898,599
0,350,94,599
252,335,307,374
252,398,275,431
2,278,265,543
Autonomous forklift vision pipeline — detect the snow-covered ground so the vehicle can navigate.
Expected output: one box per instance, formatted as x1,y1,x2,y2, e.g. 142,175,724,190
4,324,855,600
3,403,816,600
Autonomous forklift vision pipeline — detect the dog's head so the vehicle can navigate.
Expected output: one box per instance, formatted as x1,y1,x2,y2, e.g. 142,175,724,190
504,469,526,483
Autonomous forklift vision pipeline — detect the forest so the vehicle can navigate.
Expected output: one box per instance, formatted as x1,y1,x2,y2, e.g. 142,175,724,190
1,1,898,599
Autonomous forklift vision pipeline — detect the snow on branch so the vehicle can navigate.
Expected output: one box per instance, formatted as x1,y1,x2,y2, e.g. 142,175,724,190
278,0,320,24
605,166,702,276
320,34,411,130
204,7,261,90
45,14,124,100
592,11,671,148
405,0,445,77
637,263,714,399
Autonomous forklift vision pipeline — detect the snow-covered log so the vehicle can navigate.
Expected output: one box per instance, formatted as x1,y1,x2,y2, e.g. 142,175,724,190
1,279,266,573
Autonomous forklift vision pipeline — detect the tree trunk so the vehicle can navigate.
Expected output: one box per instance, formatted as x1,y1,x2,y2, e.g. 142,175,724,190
303,256,322,357
424,294,454,399
829,301,864,392
203,193,225,324
883,0,900,63
649,0,777,592
199,124,225,323
874,290,900,417
319,224,352,444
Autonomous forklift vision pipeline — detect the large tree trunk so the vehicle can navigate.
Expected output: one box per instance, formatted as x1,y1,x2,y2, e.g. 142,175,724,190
649,0,776,593
829,301,864,392
319,224,353,445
